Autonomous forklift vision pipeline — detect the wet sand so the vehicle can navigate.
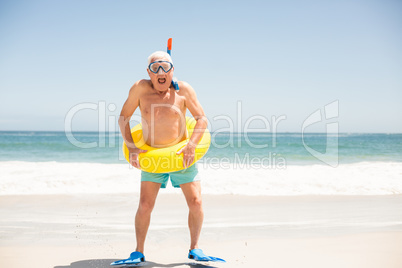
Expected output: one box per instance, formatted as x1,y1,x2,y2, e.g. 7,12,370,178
1,194,402,268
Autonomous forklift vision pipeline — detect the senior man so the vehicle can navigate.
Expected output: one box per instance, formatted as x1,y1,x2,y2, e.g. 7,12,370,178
114,51,224,265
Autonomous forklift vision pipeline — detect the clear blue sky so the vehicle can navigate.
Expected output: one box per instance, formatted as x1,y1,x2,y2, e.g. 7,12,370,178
0,0,401,132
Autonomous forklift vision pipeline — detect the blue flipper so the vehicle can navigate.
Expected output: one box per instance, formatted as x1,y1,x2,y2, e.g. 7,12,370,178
188,249,226,263
110,251,145,266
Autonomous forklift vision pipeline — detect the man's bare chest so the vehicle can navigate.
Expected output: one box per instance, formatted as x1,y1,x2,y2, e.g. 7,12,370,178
139,92,185,116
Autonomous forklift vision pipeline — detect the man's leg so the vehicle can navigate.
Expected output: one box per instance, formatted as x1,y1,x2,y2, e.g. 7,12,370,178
180,181,204,250
135,181,161,253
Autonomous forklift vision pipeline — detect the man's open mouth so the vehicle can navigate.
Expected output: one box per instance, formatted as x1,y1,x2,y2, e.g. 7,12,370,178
158,78,166,84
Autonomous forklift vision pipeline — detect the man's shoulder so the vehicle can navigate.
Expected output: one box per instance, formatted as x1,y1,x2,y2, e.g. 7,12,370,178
177,81,195,95
129,79,152,94
134,79,152,88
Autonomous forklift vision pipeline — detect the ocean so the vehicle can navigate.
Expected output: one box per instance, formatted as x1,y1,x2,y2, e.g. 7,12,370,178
1,131,401,196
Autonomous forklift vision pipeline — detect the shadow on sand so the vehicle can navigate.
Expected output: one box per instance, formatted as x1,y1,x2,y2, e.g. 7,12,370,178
54,259,218,268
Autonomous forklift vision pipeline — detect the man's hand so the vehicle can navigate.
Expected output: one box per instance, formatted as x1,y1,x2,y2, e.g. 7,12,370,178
176,141,197,168
128,148,147,168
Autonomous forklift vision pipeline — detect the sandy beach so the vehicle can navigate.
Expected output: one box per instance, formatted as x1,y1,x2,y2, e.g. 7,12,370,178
2,0,402,267
1,193,402,268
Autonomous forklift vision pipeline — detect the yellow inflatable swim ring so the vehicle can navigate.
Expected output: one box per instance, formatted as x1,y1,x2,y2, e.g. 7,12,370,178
123,117,211,173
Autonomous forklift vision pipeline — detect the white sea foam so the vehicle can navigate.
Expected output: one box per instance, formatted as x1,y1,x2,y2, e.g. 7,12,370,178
0,161,401,196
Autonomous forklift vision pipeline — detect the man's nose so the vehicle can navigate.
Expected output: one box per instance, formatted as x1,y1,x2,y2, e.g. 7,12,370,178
157,67,165,74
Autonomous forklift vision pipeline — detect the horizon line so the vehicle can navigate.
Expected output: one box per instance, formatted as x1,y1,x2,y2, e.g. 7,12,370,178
1,130,401,135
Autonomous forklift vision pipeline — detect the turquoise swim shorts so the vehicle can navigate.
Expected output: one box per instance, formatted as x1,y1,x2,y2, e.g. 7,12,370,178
141,164,200,188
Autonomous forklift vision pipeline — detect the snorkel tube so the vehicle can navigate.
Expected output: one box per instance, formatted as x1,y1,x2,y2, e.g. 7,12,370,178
167,38,172,56
167,38,179,91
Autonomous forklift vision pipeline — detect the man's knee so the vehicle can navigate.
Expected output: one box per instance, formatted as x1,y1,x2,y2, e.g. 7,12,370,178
138,198,156,214
188,196,203,212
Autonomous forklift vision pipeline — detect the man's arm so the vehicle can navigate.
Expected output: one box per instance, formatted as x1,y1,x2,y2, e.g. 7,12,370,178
119,80,147,168
176,81,208,168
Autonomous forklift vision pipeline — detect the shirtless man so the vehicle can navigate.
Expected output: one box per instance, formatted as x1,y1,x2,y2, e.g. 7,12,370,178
117,51,219,264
